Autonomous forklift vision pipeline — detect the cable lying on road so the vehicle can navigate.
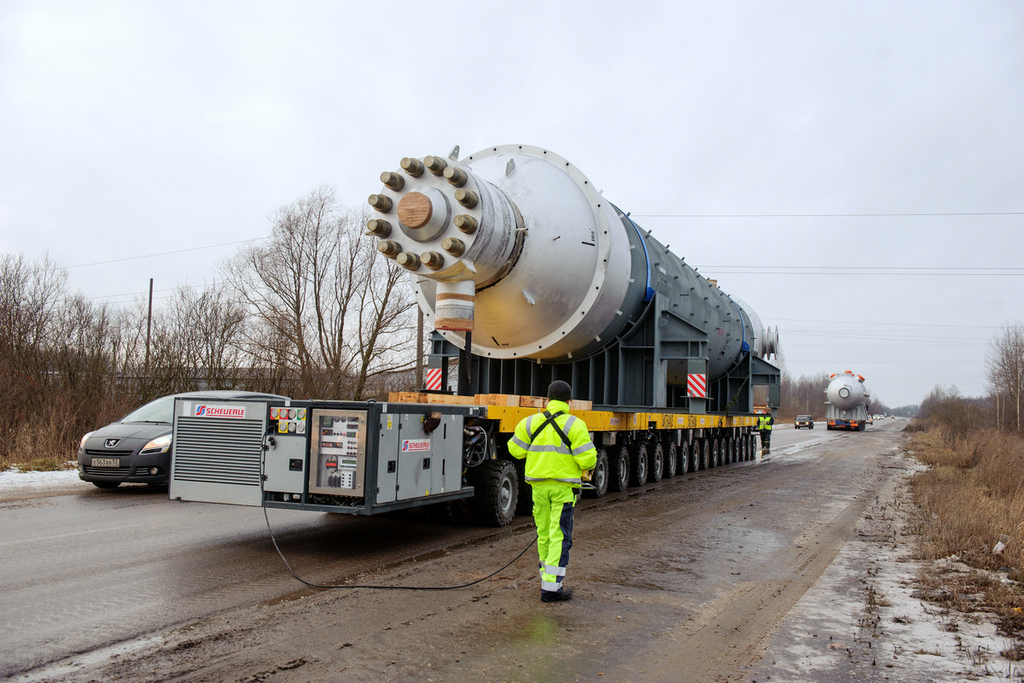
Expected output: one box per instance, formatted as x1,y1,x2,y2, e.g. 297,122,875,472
263,507,536,591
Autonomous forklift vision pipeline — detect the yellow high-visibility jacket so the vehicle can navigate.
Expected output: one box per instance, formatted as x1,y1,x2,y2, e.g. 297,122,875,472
508,400,597,487
758,415,774,431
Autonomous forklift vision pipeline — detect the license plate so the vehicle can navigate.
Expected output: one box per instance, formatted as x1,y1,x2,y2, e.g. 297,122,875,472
91,457,120,467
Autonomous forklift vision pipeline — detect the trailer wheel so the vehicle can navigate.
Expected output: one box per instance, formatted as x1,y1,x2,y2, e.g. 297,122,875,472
710,439,721,467
468,459,518,527
584,448,610,498
701,439,711,470
663,441,676,478
678,441,690,475
611,445,630,492
629,443,648,487
729,438,738,464
648,441,663,483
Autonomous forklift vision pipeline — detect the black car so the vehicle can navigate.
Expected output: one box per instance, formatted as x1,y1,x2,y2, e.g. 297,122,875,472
77,390,287,489
794,415,814,429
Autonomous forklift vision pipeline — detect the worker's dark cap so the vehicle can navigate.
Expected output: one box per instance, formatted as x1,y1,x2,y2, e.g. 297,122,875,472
547,380,572,402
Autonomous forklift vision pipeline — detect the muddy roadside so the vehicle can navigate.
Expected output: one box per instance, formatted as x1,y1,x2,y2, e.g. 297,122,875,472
13,434,1023,683
749,453,1023,683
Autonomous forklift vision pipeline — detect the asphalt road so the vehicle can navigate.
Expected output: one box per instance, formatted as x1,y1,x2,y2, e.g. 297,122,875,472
0,468,503,677
1,418,893,680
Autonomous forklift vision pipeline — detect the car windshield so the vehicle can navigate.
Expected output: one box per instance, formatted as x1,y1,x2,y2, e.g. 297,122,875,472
121,395,177,424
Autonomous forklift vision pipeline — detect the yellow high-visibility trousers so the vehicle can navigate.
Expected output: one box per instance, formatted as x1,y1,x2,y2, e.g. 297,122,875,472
530,481,577,596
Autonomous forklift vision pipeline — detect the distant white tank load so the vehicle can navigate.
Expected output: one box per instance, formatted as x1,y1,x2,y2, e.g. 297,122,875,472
825,371,870,431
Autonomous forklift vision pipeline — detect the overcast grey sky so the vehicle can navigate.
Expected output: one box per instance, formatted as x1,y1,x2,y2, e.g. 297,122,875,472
2,1,1021,408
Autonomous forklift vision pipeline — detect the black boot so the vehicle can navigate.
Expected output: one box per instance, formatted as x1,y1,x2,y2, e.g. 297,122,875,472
541,586,573,602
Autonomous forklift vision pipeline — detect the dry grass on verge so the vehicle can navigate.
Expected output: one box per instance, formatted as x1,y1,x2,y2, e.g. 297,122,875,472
1,413,83,473
907,426,1024,645
1,395,133,473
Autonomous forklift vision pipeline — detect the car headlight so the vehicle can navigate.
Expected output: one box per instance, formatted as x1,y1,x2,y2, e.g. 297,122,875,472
78,431,94,450
141,434,172,454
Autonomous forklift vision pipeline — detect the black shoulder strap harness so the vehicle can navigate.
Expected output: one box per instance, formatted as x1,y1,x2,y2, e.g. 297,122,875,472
530,410,573,450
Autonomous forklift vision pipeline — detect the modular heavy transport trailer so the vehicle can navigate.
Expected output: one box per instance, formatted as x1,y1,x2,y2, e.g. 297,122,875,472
169,144,781,525
170,393,762,526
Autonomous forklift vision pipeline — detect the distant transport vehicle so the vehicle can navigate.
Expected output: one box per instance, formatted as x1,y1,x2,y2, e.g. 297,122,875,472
794,415,814,429
825,371,870,431
77,390,287,489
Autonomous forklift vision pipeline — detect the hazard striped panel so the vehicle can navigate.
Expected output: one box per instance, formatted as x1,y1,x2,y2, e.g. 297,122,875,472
425,368,443,391
688,373,707,398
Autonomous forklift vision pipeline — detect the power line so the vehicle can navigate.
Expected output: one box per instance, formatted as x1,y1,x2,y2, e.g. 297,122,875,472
771,317,1007,330
635,211,1024,218
66,238,267,269
698,266,1023,276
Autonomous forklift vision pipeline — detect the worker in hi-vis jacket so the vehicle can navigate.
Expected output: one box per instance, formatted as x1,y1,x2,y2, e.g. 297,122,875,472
758,413,774,454
508,380,597,602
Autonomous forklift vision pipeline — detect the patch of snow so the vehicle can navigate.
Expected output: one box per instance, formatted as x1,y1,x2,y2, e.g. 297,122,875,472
0,466,89,493
750,452,1023,682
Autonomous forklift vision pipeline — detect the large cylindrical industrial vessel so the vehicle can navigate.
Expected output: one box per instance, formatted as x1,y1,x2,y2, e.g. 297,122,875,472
826,371,869,411
367,145,779,410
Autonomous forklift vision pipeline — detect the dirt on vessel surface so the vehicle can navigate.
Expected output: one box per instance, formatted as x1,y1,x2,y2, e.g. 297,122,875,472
18,425,1022,683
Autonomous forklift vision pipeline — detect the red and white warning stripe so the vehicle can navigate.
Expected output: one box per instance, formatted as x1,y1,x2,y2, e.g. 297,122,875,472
688,373,707,398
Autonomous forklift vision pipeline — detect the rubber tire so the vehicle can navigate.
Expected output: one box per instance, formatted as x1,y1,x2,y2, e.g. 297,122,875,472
701,439,711,470
584,448,610,499
663,441,676,479
648,441,663,483
468,459,518,527
711,439,721,467
629,442,648,487
611,445,630,492
678,441,690,475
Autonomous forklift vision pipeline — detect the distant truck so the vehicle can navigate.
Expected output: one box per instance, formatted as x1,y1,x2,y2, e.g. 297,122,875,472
825,371,870,431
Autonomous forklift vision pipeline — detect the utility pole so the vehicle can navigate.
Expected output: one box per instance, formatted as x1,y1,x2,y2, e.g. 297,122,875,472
416,308,424,390
145,278,153,374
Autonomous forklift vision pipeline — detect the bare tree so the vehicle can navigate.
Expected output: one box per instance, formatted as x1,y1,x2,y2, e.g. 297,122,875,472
168,283,247,389
986,322,1024,433
0,254,127,465
223,187,417,399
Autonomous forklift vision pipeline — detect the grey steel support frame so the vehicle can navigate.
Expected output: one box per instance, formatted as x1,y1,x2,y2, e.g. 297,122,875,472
429,301,779,415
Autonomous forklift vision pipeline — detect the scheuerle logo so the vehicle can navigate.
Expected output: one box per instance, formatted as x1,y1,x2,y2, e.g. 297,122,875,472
195,405,246,418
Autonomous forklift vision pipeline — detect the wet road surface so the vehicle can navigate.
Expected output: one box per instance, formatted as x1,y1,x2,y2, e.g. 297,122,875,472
3,420,901,680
